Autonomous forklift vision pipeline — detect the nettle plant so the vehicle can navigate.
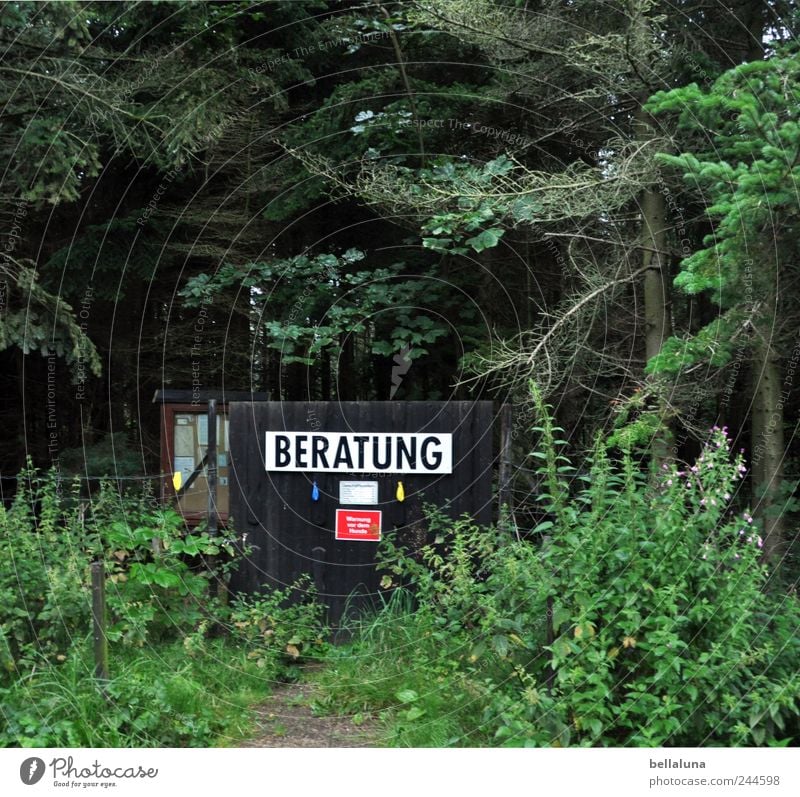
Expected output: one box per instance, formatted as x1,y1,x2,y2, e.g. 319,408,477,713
0,470,88,682
485,388,800,747
376,385,800,747
0,468,239,679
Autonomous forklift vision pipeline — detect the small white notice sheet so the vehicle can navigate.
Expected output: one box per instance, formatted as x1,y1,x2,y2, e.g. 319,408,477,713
339,481,379,505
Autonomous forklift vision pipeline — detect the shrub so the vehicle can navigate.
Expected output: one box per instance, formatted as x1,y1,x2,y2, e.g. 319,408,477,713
0,468,236,682
509,385,800,746
346,383,800,747
59,432,143,480
217,577,329,667
0,464,327,670
0,465,330,747
0,470,89,680
100,507,233,646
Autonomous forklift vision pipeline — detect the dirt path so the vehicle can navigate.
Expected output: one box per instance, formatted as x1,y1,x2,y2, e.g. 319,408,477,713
243,672,383,748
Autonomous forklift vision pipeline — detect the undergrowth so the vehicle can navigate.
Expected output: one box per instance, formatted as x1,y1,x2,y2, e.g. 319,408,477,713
0,468,327,747
314,383,800,747
0,638,279,747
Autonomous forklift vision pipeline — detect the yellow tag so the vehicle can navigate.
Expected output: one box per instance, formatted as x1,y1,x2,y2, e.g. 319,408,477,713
396,481,405,502
172,471,182,491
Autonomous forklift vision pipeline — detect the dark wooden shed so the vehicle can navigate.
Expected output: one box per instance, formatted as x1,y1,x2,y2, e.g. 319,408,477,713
227,401,495,624
155,392,499,624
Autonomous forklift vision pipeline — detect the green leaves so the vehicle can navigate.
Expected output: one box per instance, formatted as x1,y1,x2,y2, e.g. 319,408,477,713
465,227,504,253
648,51,800,379
491,634,510,658
645,314,740,375
316,396,800,748
129,563,182,591
182,251,460,379
0,261,101,381
385,390,799,745
421,199,505,254
0,461,329,719
550,604,571,634
393,689,426,722
395,688,419,704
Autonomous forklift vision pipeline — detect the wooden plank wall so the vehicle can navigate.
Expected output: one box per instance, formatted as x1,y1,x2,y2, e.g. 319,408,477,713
228,401,495,625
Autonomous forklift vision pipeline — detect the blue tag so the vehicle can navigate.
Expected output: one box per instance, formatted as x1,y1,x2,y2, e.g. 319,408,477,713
311,481,320,501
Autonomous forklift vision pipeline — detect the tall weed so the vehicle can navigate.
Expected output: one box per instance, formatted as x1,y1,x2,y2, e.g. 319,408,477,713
317,383,800,747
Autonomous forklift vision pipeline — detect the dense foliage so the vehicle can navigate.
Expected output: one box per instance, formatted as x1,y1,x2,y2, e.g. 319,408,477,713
0,470,326,746
317,388,800,746
1,0,799,749
2,0,797,565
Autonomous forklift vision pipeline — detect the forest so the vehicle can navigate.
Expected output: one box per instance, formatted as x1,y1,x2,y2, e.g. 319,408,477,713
1,0,799,749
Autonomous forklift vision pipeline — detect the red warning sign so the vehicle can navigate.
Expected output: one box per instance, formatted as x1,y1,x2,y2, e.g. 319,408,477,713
335,509,382,542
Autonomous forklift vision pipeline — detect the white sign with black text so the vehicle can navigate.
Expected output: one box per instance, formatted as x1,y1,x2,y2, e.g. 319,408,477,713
264,432,453,474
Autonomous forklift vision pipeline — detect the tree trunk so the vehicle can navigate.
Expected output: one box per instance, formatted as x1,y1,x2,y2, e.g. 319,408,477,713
337,334,356,400
750,335,785,563
634,101,673,464
635,106,673,363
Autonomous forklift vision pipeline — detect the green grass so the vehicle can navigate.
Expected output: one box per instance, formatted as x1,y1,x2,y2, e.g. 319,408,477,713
312,590,491,747
0,637,280,747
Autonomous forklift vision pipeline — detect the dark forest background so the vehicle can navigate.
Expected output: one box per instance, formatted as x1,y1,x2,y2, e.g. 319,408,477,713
1,0,798,563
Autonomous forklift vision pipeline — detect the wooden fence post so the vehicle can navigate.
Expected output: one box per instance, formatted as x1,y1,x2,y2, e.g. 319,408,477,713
497,403,514,524
207,398,220,597
91,560,109,685
207,398,218,536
